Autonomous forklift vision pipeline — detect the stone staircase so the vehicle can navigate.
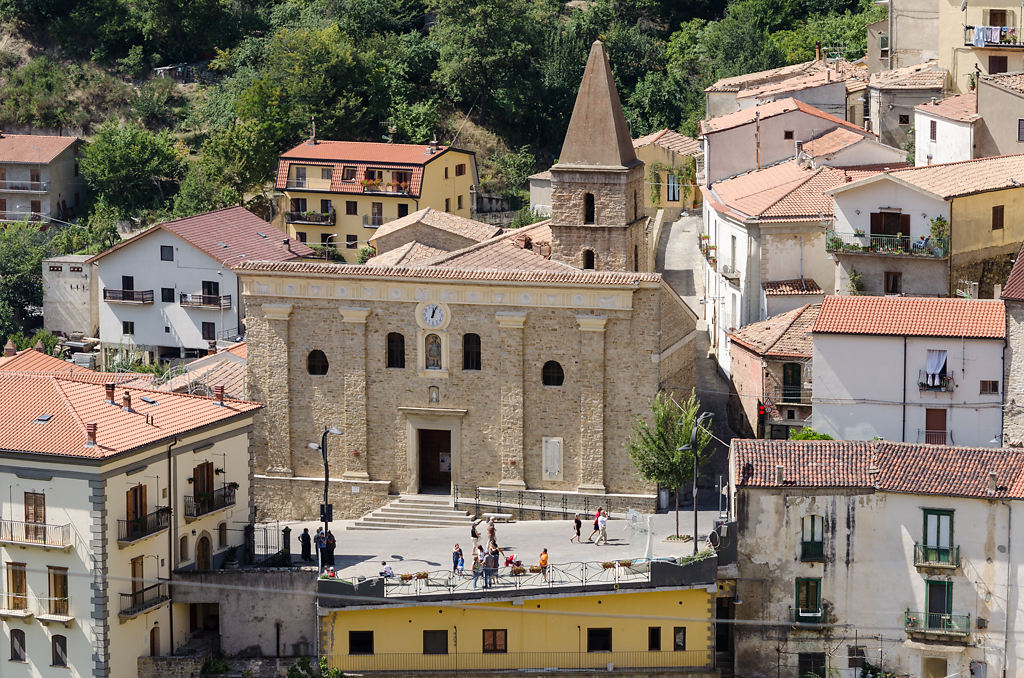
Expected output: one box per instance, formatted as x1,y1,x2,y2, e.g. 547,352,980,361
348,495,476,531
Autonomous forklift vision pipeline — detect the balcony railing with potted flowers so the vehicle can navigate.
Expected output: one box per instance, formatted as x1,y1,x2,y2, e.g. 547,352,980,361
964,25,1022,48
913,543,960,569
905,609,970,637
362,179,411,195
825,230,948,258
284,209,336,225
919,370,954,392
184,485,237,520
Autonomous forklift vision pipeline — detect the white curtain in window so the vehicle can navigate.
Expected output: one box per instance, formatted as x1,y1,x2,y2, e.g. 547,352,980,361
925,349,947,386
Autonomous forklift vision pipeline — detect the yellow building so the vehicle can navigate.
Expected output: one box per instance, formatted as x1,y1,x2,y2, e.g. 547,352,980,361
940,0,1024,92
318,561,718,675
632,129,702,220
273,138,477,255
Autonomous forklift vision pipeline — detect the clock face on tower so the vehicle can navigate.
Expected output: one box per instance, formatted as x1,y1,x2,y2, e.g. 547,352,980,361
421,303,446,328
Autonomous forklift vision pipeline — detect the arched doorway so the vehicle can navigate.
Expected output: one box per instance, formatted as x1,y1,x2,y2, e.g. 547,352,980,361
196,535,212,571
149,627,160,657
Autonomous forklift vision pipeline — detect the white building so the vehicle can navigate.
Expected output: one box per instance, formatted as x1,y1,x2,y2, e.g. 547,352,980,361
42,254,97,338
0,372,261,678
0,132,87,224
914,92,979,166
730,438,1024,678
811,295,1005,447
87,206,313,363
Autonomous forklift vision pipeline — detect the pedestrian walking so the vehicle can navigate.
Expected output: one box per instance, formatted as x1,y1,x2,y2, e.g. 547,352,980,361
487,518,497,545
586,508,602,542
325,530,337,566
539,548,549,582
596,512,609,545
452,544,463,574
471,555,483,589
299,527,312,562
314,528,326,567
570,513,581,543
470,520,481,551
485,541,500,588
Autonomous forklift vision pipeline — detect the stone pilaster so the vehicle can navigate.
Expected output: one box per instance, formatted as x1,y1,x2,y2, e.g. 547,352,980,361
89,478,110,678
577,315,607,493
262,303,293,475
497,311,527,489
340,307,371,480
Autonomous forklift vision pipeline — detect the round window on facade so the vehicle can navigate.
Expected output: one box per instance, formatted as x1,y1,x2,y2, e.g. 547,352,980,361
542,360,564,386
307,349,329,375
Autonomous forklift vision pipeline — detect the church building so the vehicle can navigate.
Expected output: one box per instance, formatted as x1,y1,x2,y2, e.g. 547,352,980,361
237,41,698,520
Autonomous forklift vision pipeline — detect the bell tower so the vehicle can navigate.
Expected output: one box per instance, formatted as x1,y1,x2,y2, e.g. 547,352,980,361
548,40,646,272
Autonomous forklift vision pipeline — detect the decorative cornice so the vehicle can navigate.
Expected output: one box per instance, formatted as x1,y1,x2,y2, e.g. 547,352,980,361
495,311,527,329
261,303,293,320
339,307,371,324
576,315,608,332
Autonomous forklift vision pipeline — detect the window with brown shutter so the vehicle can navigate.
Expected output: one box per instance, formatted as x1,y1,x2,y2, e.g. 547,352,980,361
993,205,1005,230
24,492,45,542
929,120,937,141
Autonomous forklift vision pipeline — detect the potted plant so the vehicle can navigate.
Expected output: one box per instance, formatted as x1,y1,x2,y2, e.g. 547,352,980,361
227,481,240,491
528,565,542,574
223,546,238,569
511,566,526,575
617,559,633,568
415,572,429,580
853,228,865,237
601,562,616,570
400,573,414,582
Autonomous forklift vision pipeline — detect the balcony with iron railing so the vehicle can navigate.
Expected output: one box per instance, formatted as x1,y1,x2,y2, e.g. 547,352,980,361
825,230,948,258
361,180,411,195
0,180,49,192
37,594,72,625
119,583,170,619
103,288,154,304
0,518,72,549
362,214,385,228
0,591,32,619
964,24,1023,48
0,211,43,222
800,540,825,562
780,385,813,405
921,429,953,445
718,261,741,283
905,609,970,638
184,485,236,520
325,650,713,674
117,507,171,545
913,544,960,569
284,177,332,191
179,293,232,310
919,370,954,392
284,209,336,225
788,607,824,626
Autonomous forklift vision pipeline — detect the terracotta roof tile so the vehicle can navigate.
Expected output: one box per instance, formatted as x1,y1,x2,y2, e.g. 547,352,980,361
981,71,1024,96
0,373,260,458
1003,242,1024,301
700,98,870,136
280,140,451,164
812,295,1005,338
762,279,823,296
734,439,1024,499
736,68,857,100
421,222,576,273
885,154,1024,199
706,59,858,93
223,342,246,359
915,91,978,123
87,207,314,265
369,207,501,245
159,354,246,400
729,304,819,357
800,128,866,157
0,133,77,164
366,241,447,267
632,129,701,156
869,61,947,89
528,170,552,181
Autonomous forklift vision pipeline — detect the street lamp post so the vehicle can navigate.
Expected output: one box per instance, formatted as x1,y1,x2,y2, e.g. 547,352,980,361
308,426,342,567
677,411,713,555
323,233,340,260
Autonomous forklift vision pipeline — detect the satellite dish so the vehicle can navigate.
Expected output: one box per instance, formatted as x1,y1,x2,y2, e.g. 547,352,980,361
960,0,968,11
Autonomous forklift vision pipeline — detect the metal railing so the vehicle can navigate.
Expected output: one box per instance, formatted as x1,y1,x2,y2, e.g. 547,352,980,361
964,25,1022,47
0,211,43,221
800,540,825,561
103,288,154,304
913,544,960,568
825,230,948,257
39,594,70,617
325,649,713,673
284,210,335,225
905,609,970,636
0,180,49,191
453,485,657,520
0,519,71,547
719,262,740,281
921,429,953,445
117,507,171,542
119,583,169,617
789,607,824,625
184,486,236,519
2,590,28,611
780,386,812,404
919,370,954,392
362,215,385,228
180,293,232,309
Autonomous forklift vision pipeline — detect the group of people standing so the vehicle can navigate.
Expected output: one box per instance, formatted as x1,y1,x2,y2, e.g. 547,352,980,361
298,526,336,567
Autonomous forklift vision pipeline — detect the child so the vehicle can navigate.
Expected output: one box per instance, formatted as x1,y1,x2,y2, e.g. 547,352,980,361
570,513,581,543
457,552,465,575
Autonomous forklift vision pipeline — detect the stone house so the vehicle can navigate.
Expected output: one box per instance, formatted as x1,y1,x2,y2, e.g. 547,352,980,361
811,295,1005,447
0,132,87,224
730,438,1024,678
236,40,698,521
1000,242,1024,446
632,128,701,220
727,303,819,438
867,61,947,148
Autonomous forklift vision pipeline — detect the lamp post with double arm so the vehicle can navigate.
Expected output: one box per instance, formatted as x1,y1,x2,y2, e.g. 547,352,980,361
308,426,342,564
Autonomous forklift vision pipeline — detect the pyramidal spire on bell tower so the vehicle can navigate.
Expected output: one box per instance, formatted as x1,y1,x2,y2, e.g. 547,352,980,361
548,40,647,273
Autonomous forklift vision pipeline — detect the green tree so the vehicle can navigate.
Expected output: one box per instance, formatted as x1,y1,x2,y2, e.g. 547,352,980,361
627,390,713,538
0,220,51,335
789,427,834,440
81,121,186,214
493,146,536,200
7,329,59,355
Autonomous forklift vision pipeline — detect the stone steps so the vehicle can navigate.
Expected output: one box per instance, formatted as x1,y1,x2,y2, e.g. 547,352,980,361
348,495,475,531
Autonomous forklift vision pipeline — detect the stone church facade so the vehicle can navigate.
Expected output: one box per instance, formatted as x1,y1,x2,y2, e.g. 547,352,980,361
238,41,698,520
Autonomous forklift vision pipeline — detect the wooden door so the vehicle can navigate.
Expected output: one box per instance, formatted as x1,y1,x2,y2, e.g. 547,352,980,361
24,492,45,542
121,275,134,291
150,627,160,657
48,567,68,615
127,485,147,538
7,562,26,610
782,363,802,402
196,536,212,570
131,556,145,594
926,580,952,629
194,461,214,494
925,409,947,444
201,280,220,297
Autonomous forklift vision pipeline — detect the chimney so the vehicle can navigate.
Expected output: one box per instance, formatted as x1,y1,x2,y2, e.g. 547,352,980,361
815,41,822,61
122,391,132,412
34,339,44,352
208,340,218,356
931,96,937,104
104,382,115,404
85,422,97,447
428,138,439,154
3,339,15,357
988,471,998,495
307,115,318,145
775,465,785,484
283,238,291,251
213,385,225,406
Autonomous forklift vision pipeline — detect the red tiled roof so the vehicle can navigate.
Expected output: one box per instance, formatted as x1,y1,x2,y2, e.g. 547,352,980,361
705,59,859,94
700,98,869,136
223,342,246,359
420,222,576,273
915,91,978,123
734,439,1024,499
274,159,425,196
0,349,84,372
869,61,946,89
0,373,261,458
632,129,701,156
87,207,314,265
800,128,866,157
1002,242,1024,301
736,69,852,101
369,207,501,245
366,241,447,267
981,72,1024,96
159,353,246,400
280,140,451,164
0,133,77,164
761,279,823,296
885,154,1024,199
812,295,1005,338
729,304,819,357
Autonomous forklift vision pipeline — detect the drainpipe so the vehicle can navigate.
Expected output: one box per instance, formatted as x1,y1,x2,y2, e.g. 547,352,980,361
1001,342,1006,446
754,112,761,170
888,1,894,70
902,336,907,442
1003,500,1012,678
948,200,955,297
166,436,179,652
